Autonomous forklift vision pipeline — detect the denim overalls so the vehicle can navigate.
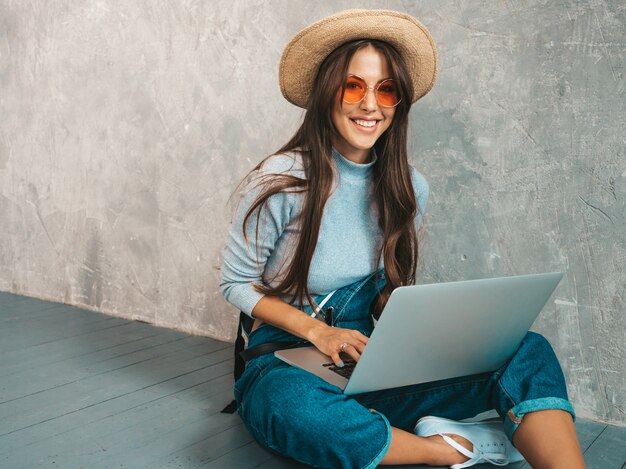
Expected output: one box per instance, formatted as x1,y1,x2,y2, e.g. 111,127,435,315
233,269,576,469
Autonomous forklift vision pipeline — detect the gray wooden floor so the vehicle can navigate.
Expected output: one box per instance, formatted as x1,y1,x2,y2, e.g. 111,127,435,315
1,291,624,469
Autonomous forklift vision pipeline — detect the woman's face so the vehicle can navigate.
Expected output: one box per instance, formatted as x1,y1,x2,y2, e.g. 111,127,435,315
331,45,396,164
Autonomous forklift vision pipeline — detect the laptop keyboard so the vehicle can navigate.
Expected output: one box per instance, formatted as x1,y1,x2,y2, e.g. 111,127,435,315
323,354,357,379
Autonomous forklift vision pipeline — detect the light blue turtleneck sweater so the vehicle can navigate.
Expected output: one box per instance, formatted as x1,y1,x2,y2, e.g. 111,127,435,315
220,147,429,317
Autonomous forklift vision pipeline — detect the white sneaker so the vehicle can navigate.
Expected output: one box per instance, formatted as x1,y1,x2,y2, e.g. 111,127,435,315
414,416,525,468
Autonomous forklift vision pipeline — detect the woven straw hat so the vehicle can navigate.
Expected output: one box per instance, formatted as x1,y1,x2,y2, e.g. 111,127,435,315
279,9,438,109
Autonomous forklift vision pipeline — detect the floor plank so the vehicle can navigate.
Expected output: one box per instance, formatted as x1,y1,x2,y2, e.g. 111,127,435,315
584,425,626,469
1,291,624,468
154,424,257,469
0,331,192,399
0,293,46,312
1,328,176,379
0,321,185,375
574,418,610,452
1,314,132,353
199,440,276,469
0,360,234,452
0,341,232,433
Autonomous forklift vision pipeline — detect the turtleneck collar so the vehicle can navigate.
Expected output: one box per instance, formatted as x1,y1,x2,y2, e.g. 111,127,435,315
332,147,377,180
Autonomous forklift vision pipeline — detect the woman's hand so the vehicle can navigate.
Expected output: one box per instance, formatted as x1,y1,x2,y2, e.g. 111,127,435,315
308,323,369,367
251,296,369,367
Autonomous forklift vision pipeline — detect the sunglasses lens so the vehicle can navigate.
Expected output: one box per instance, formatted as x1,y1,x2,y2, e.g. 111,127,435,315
343,76,366,103
377,80,400,107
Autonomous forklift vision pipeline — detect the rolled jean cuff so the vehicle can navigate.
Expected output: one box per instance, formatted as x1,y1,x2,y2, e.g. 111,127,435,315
504,397,576,441
363,410,392,469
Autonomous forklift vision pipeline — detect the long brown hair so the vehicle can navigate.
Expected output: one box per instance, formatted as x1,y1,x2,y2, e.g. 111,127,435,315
239,39,424,316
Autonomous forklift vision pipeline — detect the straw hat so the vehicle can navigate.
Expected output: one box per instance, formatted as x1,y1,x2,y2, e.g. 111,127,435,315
279,9,438,109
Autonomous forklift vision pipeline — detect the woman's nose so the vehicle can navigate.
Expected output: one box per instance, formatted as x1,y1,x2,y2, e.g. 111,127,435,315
360,88,378,111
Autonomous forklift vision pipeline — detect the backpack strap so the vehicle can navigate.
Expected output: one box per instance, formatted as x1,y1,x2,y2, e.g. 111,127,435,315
221,311,253,414
239,338,310,361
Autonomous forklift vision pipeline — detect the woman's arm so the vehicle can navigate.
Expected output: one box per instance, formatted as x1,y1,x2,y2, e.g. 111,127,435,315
221,154,368,366
220,155,300,316
252,295,369,367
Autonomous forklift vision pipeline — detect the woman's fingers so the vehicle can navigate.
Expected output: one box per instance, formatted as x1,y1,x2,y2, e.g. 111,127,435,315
330,351,343,367
315,326,371,366
352,341,365,354
330,343,359,365
343,343,361,362
347,335,367,355
352,330,369,345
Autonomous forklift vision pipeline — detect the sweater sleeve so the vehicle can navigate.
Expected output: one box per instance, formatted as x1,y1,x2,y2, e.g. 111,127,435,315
410,166,429,231
219,154,302,317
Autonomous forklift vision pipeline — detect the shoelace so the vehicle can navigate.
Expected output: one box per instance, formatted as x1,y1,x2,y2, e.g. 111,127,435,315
440,433,509,469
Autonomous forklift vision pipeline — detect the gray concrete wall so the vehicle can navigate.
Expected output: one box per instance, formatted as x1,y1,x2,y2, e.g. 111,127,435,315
0,1,623,425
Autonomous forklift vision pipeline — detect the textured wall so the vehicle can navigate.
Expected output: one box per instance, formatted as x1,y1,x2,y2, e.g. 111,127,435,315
0,1,623,425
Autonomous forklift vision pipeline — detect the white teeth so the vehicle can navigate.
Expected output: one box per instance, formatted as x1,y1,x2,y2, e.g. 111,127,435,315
352,119,377,128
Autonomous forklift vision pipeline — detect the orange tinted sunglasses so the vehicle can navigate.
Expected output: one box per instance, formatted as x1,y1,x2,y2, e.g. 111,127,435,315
339,74,401,108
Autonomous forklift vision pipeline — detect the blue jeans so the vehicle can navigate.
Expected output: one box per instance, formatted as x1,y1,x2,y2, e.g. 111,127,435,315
233,270,576,469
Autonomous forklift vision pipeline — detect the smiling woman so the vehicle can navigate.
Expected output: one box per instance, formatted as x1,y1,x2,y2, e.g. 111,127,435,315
218,8,585,469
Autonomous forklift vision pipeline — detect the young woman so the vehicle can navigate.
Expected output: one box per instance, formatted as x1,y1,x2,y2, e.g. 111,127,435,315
220,9,585,469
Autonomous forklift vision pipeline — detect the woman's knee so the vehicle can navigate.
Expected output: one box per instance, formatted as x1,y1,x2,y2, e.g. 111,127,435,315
499,331,568,400
243,369,389,467
241,367,342,442
512,331,562,370
523,331,552,350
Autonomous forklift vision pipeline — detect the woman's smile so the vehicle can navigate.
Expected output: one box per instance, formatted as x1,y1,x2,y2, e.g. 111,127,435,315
350,117,381,131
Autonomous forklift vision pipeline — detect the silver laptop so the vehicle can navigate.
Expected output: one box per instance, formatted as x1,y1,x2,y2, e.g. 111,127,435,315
275,272,563,395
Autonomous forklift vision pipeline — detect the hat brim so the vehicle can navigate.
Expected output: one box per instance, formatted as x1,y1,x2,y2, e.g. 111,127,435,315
279,9,438,109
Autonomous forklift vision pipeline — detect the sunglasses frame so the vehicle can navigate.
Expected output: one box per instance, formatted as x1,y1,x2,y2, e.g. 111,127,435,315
340,74,402,108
